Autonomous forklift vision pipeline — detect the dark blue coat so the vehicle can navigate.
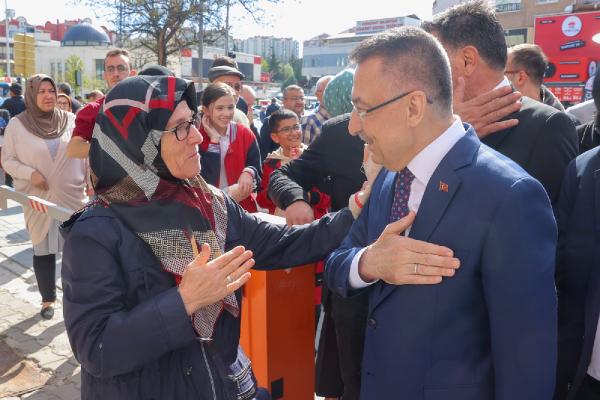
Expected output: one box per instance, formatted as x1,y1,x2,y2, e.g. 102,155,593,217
61,194,354,399
325,127,558,400
555,147,600,399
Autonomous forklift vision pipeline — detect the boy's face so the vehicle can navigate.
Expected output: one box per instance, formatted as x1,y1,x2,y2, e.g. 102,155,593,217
271,117,302,150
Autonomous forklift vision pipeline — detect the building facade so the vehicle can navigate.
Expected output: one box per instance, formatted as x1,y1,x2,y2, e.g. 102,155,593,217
495,0,575,45
233,36,299,64
301,16,421,78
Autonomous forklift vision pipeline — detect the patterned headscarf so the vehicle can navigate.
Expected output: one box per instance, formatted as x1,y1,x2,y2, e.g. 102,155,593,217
90,75,238,339
16,74,70,139
322,69,354,117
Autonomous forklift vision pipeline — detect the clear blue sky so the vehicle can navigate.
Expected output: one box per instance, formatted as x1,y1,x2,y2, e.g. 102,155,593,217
12,0,434,43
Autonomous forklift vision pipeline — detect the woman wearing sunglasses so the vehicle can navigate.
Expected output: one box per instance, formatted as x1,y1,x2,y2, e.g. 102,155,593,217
199,83,262,212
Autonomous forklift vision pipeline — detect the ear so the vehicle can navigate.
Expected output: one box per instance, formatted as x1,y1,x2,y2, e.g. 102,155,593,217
406,91,427,128
516,70,528,86
461,46,479,77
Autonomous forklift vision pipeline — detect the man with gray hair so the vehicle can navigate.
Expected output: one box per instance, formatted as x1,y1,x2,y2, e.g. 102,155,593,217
301,75,333,144
325,25,557,399
505,43,565,111
422,1,577,207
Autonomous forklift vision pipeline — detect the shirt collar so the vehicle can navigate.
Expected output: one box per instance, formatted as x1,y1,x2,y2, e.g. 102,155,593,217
494,76,511,90
407,117,466,186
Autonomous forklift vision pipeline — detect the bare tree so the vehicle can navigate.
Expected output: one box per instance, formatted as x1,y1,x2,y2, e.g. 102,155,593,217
81,0,281,69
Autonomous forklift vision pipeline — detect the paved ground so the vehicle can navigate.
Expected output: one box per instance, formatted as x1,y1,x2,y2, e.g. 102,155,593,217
0,199,80,399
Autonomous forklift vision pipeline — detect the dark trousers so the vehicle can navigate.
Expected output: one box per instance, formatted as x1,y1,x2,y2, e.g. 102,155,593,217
33,254,56,302
315,288,368,400
576,374,600,400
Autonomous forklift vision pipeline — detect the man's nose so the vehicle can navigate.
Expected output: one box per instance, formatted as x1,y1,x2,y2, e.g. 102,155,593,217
348,111,362,136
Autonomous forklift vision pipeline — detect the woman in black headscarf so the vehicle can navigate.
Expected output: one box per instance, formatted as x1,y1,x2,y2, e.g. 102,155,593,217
60,75,359,399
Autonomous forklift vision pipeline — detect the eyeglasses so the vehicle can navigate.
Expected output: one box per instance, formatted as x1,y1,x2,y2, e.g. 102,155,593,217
165,114,199,141
276,123,301,134
285,96,305,102
352,90,433,120
224,82,242,91
105,65,129,73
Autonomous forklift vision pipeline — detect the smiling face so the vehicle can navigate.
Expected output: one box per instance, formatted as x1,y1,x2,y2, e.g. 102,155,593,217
36,80,57,113
271,116,302,153
205,94,236,131
160,101,203,179
348,57,418,171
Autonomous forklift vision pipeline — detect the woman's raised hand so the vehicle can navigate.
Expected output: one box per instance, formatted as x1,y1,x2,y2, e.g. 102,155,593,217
178,244,254,316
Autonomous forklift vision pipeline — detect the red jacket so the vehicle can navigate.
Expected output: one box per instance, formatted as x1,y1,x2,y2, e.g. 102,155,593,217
199,122,262,212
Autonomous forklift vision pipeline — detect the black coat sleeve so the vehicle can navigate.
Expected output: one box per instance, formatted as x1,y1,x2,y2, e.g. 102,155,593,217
223,194,354,269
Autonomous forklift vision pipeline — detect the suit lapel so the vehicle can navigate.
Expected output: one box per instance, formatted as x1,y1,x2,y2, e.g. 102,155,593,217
371,129,480,310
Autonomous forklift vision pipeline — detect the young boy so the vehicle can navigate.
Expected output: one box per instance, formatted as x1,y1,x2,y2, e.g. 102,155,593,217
257,109,330,216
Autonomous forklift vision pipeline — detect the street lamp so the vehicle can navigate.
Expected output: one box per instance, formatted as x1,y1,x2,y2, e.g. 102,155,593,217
4,1,14,78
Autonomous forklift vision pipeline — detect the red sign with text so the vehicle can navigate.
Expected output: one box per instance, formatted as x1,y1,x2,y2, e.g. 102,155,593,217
534,11,600,103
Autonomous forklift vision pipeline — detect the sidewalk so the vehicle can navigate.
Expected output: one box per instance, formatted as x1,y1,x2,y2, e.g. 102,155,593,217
0,199,80,399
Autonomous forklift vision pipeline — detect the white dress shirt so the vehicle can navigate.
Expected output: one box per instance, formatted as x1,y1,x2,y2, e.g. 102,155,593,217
495,76,511,90
348,118,466,288
588,315,600,379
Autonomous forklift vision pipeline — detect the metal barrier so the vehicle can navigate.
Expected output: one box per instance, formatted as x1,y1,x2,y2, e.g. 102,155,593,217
0,185,74,222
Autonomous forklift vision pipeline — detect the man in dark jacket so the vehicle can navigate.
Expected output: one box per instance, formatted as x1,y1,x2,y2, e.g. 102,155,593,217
423,2,578,207
555,145,600,400
577,74,600,154
2,83,25,118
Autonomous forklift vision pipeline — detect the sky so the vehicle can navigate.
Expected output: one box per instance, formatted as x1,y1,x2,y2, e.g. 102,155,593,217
9,0,435,43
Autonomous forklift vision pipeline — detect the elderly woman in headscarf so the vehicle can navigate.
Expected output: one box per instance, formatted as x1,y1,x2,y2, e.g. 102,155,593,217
1,74,87,320
60,75,360,400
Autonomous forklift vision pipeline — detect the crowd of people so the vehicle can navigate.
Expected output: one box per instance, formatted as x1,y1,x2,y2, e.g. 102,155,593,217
1,1,600,399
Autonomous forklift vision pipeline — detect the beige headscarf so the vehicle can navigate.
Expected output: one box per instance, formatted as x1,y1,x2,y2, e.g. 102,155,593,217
16,74,69,139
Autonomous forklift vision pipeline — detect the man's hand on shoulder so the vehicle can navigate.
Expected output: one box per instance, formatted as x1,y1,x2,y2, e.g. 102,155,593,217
453,77,521,138
358,212,461,285
284,200,315,227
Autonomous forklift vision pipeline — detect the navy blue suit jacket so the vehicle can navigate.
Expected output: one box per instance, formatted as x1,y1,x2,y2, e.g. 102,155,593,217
555,147,600,399
325,126,558,400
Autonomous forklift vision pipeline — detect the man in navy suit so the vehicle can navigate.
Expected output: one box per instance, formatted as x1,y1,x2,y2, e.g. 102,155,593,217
555,146,600,399
325,26,558,400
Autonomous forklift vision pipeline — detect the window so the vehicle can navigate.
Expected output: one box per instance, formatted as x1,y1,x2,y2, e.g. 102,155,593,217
494,0,521,12
536,0,558,3
95,59,104,80
57,62,63,82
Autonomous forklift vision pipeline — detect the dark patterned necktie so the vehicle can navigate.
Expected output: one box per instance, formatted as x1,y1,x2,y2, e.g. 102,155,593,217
389,167,415,223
